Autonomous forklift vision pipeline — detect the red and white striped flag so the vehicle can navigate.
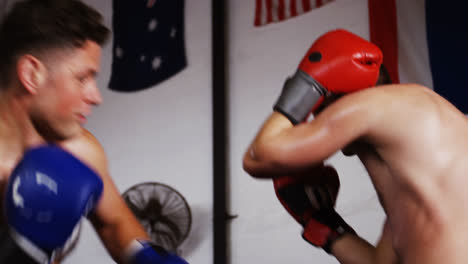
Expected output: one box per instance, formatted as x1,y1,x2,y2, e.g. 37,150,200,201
367,0,468,113
254,0,334,27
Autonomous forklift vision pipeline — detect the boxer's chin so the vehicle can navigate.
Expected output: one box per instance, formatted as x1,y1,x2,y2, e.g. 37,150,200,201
32,118,82,142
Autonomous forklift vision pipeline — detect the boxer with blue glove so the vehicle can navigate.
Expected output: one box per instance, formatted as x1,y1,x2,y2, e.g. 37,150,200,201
0,1,188,263
1,145,187,264
2,145,103,264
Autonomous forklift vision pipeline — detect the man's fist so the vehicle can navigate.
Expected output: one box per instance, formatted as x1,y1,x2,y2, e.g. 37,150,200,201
273,165,355,253
274,29,383,124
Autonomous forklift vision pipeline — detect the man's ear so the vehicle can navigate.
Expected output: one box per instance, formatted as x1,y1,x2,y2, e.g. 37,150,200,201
17,54,47,95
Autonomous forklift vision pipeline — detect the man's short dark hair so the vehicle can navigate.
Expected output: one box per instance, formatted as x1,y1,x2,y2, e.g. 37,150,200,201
0,0,110,87
376,64,393,85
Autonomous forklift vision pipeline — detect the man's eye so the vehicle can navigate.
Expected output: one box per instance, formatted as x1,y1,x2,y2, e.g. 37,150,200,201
78,76,89,83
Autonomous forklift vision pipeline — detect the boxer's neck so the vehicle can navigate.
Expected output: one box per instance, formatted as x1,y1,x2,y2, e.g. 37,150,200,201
0,91,45,159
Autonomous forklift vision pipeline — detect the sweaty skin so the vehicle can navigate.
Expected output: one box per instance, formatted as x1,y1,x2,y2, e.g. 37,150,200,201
0,41,149,263
244,84,468,264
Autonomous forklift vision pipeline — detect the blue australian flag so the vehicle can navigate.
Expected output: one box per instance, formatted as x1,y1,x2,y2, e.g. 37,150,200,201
109,0,187,92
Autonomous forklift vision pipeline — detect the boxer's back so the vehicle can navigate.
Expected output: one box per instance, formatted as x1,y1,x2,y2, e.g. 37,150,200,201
352,84,468,263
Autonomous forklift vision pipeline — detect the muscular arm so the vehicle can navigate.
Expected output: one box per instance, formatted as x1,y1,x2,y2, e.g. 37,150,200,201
332,220,399,264
243,92,376,178
61,129,148,263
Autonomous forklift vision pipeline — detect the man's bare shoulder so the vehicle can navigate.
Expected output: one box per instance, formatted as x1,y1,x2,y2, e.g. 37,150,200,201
368,83,466,121
345,83,432,104
321,84,457,143
345,84,468,147
333,83,448,119
59,128,108,177
313,84,416,129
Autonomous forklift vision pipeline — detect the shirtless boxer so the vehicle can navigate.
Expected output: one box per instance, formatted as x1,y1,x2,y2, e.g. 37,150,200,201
243,29,468,264
0,0,187,263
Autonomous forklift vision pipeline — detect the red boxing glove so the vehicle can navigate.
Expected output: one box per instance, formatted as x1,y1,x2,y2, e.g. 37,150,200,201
299,29,383,94
274,29,383,124
273,165,356,253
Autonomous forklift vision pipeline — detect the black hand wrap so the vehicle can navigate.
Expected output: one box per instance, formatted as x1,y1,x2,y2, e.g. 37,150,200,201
273,70,328,125
302,210,357,254
0,228,41,264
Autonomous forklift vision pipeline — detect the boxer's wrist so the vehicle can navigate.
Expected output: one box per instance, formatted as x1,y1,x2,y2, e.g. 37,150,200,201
273,70,327,125
124,239,188,264
327,231,357,256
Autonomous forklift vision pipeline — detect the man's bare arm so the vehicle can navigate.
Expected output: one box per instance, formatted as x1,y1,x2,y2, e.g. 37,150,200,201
62,130,149,263
243,92,376,178
331,220,399,264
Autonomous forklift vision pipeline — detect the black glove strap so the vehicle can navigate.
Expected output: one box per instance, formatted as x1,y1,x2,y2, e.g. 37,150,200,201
0,227,50,264
319,211,357,254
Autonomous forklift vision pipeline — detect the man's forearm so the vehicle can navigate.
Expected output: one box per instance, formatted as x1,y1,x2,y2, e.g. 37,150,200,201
90,216,149,263
331,232,399,264
331,234,378,264
243,112,298,177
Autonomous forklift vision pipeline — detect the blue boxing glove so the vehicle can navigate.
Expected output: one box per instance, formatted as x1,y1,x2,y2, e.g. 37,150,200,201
125,240,189,264
3,145,103,264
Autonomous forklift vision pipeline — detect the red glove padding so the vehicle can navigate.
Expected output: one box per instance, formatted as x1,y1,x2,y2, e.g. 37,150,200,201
299,29,383,94
302,212,355,253
273,165,355,253
274,29,383,124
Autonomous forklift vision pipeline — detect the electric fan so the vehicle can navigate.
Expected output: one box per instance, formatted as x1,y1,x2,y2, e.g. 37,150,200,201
122,182,192,254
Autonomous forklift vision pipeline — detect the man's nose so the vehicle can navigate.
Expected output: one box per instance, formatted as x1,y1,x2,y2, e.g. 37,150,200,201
85,81,103,106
